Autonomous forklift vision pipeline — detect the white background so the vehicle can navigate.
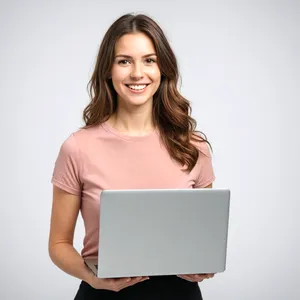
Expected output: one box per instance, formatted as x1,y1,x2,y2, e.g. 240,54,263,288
1,0,299,299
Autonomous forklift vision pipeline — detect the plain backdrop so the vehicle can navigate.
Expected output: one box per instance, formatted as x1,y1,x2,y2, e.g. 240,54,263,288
1,0,299,299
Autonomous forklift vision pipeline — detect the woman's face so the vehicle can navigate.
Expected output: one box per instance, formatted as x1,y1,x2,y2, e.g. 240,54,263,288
111,32,161,108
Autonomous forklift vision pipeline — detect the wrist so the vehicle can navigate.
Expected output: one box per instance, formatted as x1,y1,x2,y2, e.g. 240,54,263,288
82,268,95,285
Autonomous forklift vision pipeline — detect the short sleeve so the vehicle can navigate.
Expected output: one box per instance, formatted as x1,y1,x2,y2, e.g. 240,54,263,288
194,141,216,188
51,133,82,195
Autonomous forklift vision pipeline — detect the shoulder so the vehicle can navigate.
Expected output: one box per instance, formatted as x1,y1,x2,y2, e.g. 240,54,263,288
59,124,102,153
71,124,100,145
191,132,212,158
190,132,215,187
56,125,100,159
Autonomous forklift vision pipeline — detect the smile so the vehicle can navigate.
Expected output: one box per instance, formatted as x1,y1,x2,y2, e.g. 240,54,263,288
125,84,150,93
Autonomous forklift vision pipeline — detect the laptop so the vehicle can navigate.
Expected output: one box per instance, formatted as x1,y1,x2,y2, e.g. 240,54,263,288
84,188,230,278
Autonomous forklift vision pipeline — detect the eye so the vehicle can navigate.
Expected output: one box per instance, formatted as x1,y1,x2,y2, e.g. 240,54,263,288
118,59,130,65
145,58,156,64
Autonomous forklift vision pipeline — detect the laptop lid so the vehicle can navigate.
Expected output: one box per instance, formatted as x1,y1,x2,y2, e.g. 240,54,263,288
97,188,230,278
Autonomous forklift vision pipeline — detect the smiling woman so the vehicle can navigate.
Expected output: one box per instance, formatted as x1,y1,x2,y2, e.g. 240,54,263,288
110,32,161,107
83,14,212,169
49,13,215,300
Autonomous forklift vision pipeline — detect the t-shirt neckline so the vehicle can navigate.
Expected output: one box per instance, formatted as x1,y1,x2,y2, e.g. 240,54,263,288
100,121,158,142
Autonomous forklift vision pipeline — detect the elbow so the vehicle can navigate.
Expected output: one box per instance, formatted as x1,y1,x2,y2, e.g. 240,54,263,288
48,239,72,263
48,241,57,263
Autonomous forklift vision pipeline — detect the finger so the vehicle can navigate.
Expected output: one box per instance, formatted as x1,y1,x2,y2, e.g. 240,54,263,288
195,274,207,281
105,277,131,291
114,277,132,285
201,273,214,279
178,275,197,282
181,275,195,281
130,276,149,285
126,276,144,283
189,275,204,282
118,276,147,286
117,276,149,291
196,273,216,281
186,274,206,282
177,275,188,280
127,276,149,286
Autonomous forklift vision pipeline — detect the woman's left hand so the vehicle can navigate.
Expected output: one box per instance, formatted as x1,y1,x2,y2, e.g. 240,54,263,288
177,273,215,282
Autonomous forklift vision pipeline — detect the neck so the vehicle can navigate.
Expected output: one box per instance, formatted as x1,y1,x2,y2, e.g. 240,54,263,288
107,100,155,136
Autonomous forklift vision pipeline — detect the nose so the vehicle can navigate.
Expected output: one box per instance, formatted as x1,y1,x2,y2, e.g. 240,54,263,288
130,62,144,80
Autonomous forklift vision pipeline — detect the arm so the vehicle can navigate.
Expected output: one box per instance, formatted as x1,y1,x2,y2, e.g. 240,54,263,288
48,185,149,290
49,135,147,289
204,183,212,188
48,185,93,283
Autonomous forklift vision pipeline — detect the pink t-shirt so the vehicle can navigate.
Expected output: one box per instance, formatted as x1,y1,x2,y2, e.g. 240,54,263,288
51,121,215,259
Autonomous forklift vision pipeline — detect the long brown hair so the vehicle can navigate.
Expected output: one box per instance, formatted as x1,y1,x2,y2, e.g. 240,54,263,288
82,13,212,172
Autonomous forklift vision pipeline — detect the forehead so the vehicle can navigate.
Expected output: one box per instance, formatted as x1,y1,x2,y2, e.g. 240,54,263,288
115,32,156,56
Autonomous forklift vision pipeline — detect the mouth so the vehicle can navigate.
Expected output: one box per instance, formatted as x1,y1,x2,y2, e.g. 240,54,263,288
124,83,150,93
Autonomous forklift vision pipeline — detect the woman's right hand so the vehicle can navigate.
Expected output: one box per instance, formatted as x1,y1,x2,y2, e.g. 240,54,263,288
87,273,149,291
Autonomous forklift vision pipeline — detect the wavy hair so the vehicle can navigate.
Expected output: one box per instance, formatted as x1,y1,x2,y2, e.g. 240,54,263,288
82,13,212,172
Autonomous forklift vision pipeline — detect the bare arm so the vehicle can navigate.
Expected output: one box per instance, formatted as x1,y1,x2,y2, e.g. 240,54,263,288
204,183,212,188
48,185,93,283
48,185,148,290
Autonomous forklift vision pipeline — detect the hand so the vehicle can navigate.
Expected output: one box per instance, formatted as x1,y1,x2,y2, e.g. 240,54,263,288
177,273,215,282
87,273,149,291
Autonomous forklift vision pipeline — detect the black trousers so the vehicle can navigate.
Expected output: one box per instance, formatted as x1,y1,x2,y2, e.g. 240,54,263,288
74,275,203,300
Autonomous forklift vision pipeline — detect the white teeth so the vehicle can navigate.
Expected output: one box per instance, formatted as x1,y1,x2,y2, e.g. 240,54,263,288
128,84,147,90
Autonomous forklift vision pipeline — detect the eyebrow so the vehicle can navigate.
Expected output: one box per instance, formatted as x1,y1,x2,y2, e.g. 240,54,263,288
115,53,157,59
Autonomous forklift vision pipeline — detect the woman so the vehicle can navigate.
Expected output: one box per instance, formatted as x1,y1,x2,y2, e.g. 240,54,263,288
49,13,216,300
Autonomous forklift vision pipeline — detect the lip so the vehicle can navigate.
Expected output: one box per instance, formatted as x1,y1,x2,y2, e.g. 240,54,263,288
124,83,150,94
125,83,151,86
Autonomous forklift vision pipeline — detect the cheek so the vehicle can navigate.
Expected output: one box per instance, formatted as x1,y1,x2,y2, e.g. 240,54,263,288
147,67,161,82
111,67,129,83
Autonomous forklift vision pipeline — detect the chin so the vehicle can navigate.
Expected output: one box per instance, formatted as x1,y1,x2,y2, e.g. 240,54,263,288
126,97,153,107
118,92,154,107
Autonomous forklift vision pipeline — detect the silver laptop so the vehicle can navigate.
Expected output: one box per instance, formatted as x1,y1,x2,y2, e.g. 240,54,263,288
85,188,230,278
